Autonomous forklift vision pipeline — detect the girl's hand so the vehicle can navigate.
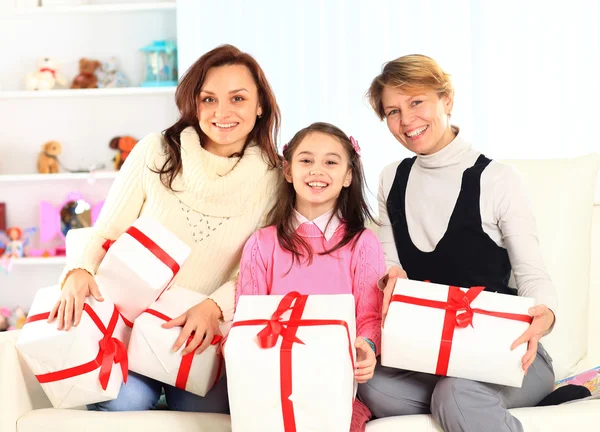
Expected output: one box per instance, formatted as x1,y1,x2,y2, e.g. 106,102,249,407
511,304,555,374
381,266,408,325
48,269,103,331
163,298,223,356
354,337,376,383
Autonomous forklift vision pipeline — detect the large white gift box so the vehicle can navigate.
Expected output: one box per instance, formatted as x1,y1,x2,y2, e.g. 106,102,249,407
96,216,191,324
225,292,356,432
16,285,130,409
382,279,535,387
128,286,225,396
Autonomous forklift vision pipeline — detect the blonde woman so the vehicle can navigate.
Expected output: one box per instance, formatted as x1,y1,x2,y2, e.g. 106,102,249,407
359,54,556,432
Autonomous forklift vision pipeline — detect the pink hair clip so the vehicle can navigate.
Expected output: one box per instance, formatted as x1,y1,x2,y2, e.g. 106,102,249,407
350,136,361,156
282,143,289,153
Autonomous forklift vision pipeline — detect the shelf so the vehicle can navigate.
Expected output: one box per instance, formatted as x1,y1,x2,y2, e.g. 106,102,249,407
13,2,176,15
12,257,66,266
0,172,118,182
0,86,176,100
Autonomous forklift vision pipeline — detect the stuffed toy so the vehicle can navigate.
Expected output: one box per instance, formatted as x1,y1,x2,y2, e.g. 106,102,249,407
71,58,101,89
97,57,128,88
37,140,62,174
24,57,67,91
109,136,137,170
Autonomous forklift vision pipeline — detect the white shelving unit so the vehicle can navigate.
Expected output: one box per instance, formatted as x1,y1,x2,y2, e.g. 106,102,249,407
0,86,176,100
0,1,180,310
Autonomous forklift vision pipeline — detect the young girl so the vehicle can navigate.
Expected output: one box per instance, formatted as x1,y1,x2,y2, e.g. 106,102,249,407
47,44,281,413
237,122,385,431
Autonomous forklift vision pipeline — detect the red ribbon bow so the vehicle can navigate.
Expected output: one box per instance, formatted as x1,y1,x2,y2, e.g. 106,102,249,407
231,292,355,432
102,225,181,302
25,303,130,391
39,67,56,78
391,285,532,376
143,308,223,391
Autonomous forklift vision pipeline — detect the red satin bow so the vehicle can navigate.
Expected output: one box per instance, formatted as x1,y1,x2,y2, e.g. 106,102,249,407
390,285,532,376
102,225,180,301
25,304,129,391
39,67,56,78
231,292,355,432
143,308,223,391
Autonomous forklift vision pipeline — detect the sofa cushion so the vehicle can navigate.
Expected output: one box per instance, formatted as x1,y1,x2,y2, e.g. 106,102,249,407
500,154,600,379
364,400,600,431
17,409,231,432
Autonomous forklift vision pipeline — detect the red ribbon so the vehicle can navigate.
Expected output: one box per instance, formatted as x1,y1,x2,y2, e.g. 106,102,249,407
142,308,223,391
39,67,56,78
25,304,129,390
231,292,355,432
391,285,533,376
102,225,180,299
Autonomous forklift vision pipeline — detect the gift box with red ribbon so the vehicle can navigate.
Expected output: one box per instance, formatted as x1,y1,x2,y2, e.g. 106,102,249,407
96,216,191,324
128,287,225,396
16,285,131,408
382,279,535,387
225,292,357,432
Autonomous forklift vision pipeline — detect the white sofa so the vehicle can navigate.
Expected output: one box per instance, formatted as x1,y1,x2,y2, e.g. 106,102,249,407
1,155,599,432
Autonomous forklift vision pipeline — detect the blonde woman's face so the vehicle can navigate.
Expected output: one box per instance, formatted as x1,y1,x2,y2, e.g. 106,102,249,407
381,86,454,156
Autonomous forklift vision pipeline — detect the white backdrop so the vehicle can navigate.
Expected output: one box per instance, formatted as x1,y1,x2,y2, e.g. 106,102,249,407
177,0,599,207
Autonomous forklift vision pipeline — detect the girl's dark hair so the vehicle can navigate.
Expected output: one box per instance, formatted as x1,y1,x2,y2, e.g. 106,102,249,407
158,44,281,189
266,122,374,265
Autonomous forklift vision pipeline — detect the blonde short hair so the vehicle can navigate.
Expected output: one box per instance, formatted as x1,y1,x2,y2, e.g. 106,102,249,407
367,54,454,120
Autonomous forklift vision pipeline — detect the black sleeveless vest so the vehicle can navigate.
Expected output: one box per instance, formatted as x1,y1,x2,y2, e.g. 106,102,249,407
386,154,515,295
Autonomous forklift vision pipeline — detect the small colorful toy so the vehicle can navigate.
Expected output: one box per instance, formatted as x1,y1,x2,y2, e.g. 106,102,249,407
71,58,101,89
0,226,37,274
109,136,137,170
24,57,67,91
37,140,63,174
97,57,128,88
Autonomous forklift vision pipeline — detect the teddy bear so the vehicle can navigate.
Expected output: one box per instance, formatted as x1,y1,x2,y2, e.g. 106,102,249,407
109,136,137,170
24,57,67,91
37,140,62,174
97,57,128,88
71,58,101,89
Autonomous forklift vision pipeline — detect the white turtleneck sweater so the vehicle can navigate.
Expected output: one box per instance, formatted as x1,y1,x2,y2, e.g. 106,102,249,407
60,127,279,322
378,129,558,312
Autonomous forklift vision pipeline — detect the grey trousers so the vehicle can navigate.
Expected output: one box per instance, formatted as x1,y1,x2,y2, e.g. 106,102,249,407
358,344,555,432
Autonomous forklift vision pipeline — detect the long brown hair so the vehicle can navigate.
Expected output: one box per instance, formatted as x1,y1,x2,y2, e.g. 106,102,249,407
266,122,374,266
158,44,281,190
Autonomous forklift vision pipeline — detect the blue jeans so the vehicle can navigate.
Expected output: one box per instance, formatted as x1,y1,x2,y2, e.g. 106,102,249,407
88,371,229,413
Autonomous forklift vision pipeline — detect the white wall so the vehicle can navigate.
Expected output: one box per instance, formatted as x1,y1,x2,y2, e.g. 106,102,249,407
177,0,475,206
177,0,599,208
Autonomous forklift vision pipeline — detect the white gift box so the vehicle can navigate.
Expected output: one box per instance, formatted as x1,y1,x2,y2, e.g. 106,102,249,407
382,279,535,387
128,287,225,396
96,216,191,324
225,293,356,432
16,285,131,409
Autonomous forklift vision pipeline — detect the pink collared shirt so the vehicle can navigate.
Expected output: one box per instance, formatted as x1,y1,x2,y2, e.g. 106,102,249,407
237,213,385,352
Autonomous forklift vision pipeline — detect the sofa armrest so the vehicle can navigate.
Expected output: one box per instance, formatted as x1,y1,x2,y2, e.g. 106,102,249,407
0,330,52,432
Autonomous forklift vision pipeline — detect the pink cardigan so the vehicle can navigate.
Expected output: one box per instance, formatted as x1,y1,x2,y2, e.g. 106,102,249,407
237,222,385,351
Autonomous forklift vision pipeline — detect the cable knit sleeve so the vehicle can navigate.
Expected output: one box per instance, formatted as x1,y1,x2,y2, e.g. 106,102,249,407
236,230,269,307
58,133,156,287
352,229,385,354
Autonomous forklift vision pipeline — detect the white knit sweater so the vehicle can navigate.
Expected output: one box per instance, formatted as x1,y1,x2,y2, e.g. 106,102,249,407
60,127,279,322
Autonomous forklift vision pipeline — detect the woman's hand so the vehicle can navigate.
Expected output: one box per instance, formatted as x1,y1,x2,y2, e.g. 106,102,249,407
48,269,103,331
511,304,555,374
163,298,223,356
354,337,376,384
381,266,408,325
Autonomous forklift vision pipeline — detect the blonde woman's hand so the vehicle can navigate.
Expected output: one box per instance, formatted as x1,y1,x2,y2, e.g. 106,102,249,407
381,266,408,325
354,337,377,383
48,269,103,331
511,304,555,374
163,298,223,356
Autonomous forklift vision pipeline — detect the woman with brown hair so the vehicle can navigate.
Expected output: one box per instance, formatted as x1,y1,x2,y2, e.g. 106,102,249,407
47,44,281,412
358,54,557,431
